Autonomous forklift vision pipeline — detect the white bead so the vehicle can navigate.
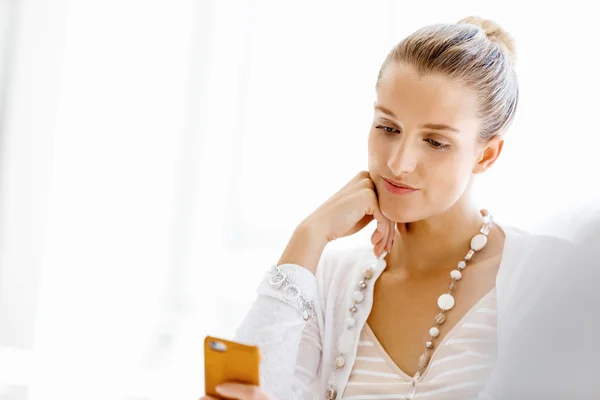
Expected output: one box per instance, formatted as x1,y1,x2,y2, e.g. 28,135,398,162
429,327,440,337
457,260,466,270
465,250,474,260
470,234,488,251
345,317,356,327
450,270,462,280
437,294,455,311
337,330,354,353
363,268,374,279
352,291,364,303
335,356,345,368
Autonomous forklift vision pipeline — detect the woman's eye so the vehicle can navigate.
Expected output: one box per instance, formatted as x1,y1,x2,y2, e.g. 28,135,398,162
425,138,451,150
375,125,399,134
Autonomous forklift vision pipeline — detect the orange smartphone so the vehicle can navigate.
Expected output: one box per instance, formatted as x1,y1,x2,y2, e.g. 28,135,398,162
204,335,261,399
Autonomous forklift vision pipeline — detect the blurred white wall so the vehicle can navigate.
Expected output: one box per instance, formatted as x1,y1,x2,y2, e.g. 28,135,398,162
0,0,65,350
0,1,598,399
0,1,67,399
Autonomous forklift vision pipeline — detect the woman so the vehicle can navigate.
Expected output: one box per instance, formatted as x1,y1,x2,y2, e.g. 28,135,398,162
202,16,572,400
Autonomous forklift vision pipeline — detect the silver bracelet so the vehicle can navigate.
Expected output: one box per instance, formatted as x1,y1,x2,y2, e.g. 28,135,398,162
269,265,316,321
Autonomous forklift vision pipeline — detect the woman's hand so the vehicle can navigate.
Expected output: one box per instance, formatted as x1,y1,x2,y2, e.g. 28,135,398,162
200,382,274,399
278,171,396,274
302,170,395,257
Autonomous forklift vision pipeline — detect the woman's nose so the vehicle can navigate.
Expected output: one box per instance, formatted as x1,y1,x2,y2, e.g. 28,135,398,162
387,137,417,175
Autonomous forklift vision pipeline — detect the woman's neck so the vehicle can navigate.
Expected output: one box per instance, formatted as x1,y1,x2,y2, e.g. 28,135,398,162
385,204,488,277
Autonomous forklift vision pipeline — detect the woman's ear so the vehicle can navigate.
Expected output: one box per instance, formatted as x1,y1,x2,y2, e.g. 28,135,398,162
473,136,504,174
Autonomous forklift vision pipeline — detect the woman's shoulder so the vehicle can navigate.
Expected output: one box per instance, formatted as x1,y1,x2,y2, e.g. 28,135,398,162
496,222,576,298
499,222,575,257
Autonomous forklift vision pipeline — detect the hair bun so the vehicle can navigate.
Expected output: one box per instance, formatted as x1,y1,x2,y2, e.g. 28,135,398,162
458,16,517,67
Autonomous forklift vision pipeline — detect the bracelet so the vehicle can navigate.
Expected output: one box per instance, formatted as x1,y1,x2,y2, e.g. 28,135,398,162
269,265,316,321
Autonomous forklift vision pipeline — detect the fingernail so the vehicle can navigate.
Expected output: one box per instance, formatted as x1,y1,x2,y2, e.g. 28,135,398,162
215,386,228,396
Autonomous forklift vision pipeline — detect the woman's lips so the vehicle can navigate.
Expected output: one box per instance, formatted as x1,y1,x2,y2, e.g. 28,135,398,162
383,178,418,195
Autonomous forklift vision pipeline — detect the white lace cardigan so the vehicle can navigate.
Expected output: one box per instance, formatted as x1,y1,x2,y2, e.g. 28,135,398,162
233,224,573,399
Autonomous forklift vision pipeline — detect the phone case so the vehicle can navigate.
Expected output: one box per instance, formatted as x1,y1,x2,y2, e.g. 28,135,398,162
204,335,261,399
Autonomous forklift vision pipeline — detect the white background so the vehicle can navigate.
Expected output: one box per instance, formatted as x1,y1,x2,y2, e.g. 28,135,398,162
0,1,598,399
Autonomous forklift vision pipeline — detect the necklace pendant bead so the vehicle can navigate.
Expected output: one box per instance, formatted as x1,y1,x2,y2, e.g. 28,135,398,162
435,312,446,324
450,270,462,280
437,294,455,311
470,234,488,251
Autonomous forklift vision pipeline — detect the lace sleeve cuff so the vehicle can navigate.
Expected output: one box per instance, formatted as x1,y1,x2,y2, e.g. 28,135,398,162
257,263,318,321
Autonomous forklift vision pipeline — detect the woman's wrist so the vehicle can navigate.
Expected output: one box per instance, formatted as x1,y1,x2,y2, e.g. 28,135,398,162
277,223,327,275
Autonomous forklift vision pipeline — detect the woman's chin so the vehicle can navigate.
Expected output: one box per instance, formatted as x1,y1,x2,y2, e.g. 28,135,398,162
382,209,418,224
379,195,424,223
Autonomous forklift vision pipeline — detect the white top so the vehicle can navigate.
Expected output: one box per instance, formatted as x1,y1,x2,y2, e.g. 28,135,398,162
343,291,497,399
234,223,573,399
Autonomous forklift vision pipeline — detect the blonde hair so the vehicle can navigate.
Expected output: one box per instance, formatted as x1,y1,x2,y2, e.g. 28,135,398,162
377,16,519,141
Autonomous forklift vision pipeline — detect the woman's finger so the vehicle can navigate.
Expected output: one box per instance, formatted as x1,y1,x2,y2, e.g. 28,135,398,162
376,220,387,235
375,230,388,258
216,382,272,399
364,189,389,230
388,221,396,251
361,189,390,258
375,220,388,256
333,171,371,198
371,229,383,245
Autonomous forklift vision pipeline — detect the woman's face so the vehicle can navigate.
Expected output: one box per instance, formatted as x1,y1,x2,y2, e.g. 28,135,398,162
368,62,501,223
